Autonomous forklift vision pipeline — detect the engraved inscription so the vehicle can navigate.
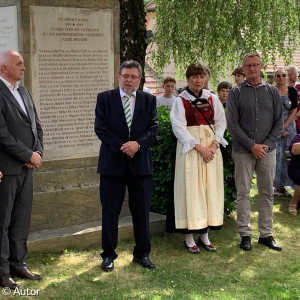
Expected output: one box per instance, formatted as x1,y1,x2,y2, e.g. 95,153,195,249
0,6,18,51
30,7,114,160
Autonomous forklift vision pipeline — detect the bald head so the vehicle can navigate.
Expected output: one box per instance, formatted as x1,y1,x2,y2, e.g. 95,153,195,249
0,50,19,66
0,50,25,85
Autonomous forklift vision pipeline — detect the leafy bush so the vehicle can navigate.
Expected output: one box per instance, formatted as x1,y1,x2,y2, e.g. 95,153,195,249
151,106,236,215
151,106,177,214
221,130,237,215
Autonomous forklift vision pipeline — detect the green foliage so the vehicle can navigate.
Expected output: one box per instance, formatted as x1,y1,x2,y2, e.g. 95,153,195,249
151,106,176,214
221,131,237,215
151,106,236,215
152,0,300,84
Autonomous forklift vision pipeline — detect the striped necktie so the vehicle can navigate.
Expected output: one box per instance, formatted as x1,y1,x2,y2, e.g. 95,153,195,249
124,94,131,130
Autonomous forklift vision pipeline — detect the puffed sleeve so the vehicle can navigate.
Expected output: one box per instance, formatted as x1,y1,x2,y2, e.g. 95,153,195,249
211,94,228,147
170,96,199,153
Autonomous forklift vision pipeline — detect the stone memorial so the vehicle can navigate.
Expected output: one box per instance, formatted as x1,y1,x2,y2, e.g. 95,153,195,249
0,6,18,51
0,0,123,236
0,1,166,252
30,6,114,160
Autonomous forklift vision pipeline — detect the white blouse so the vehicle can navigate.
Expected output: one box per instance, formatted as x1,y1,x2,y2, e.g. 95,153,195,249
170,89,228,153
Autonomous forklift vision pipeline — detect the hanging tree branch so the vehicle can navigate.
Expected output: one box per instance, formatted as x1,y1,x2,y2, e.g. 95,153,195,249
152,0,300,82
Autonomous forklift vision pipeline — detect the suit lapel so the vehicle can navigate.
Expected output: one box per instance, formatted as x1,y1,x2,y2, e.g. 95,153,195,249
18,86,32,122
0,80,29,120
132,90,142,125
112,88,127,125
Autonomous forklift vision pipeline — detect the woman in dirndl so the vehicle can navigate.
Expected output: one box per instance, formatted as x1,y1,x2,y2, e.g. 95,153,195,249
170,63,227,253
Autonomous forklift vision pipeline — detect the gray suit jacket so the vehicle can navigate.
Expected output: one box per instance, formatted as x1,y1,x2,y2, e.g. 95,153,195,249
0,79,43,175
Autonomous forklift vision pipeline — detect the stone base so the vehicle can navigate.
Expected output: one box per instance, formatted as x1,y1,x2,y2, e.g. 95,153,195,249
27,212,166,252
31,157,130,232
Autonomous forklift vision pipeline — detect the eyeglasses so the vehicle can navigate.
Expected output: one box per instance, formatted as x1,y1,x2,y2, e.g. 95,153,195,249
120,74,141,80
276,73,287,78
243,63,261,69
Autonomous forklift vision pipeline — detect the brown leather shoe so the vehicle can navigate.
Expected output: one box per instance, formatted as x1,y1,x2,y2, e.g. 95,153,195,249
11,267,42,280
0,274,18,289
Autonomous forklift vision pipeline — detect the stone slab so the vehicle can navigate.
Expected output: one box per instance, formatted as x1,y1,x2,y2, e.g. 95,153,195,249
30,5,114,161
0,5,18,51
27,212,166,252
30,158,130,232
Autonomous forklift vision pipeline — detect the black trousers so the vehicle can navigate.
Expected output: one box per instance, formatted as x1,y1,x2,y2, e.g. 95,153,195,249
100,170,152,260
0,167,33,276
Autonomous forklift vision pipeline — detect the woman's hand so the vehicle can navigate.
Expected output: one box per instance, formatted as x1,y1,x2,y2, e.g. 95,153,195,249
208,143,218,154
194,144,214,163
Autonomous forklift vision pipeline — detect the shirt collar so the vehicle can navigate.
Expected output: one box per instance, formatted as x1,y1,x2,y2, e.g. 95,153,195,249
242,80,266,88
119,88,137,99
0,76,19,91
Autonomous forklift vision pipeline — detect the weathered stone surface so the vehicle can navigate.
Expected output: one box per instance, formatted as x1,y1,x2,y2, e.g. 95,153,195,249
0,6,18,51
28,213,166,252
30,6,114,161
31,158,130,231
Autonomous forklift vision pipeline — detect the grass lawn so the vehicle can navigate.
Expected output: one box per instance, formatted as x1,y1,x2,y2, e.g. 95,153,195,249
5,193,300,300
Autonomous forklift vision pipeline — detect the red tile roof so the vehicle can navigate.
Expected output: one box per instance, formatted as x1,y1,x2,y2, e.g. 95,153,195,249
265,49,300,73
144,63,164,96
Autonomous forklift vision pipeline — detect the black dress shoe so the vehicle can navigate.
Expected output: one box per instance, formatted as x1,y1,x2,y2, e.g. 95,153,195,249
197,238,216,252
133,257,156,269
0,274,18,289
240,236,252,251
184,241,200,254
258,236,282,251
101,257,114,272
11,267,42,280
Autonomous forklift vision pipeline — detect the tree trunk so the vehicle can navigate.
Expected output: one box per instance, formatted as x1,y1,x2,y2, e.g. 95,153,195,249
119,0,147,88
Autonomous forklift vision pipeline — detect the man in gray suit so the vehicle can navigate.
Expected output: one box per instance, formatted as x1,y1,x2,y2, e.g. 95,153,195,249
0,50,43,289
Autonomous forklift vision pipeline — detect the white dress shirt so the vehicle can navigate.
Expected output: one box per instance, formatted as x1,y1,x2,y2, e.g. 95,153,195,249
119,88,137,119
0,76,27,115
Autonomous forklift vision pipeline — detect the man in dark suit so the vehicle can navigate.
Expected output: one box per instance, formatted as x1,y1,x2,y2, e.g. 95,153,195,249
95,60,158,271
0,50,43,289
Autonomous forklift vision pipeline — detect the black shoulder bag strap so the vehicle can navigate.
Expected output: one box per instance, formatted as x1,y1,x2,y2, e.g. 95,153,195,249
185,87,215,134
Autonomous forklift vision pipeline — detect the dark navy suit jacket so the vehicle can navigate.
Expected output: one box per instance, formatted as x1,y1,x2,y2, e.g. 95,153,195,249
94,88,158,175
0,80,43,175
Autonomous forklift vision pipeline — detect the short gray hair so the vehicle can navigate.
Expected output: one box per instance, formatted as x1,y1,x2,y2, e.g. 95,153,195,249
0,50,11,68
286,65,298,75
119,60,142,78
242,52,261,64
0,50,20,69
